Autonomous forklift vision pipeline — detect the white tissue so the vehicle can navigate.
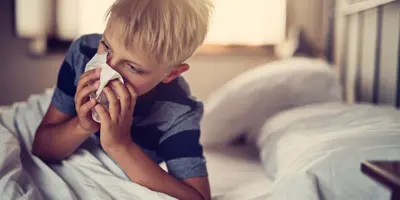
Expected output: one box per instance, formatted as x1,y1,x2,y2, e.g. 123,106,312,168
84,52,124,123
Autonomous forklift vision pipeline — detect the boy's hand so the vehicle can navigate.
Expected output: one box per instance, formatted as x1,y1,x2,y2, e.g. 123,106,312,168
94,81,137,151
75,68,101,134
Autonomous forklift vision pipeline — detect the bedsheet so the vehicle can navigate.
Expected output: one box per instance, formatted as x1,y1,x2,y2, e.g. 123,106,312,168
204,145,272,200
0,89,175,200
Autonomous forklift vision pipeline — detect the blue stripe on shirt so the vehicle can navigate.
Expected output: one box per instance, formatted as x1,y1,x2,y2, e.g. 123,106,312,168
131,124,163,151
56,61,77,97
157,130,203,161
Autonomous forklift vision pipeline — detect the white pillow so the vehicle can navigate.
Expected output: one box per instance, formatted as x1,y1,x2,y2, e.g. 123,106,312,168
200,57,342,147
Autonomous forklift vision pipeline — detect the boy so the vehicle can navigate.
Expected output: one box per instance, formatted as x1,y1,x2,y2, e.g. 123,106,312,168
32,0,213,199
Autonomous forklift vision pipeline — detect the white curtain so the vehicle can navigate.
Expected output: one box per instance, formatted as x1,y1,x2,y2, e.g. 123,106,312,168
16,0,286,45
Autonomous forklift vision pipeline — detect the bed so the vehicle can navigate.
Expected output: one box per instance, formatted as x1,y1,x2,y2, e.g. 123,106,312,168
1,0,399,200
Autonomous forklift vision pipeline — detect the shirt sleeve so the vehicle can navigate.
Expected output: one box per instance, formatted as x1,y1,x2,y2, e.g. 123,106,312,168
157,103,208,180
51,37,83,116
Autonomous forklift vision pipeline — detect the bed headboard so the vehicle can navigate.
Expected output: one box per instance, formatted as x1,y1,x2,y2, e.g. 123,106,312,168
334,0,400,107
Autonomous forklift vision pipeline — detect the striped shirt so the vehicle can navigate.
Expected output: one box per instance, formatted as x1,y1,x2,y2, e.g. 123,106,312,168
52,34,207,180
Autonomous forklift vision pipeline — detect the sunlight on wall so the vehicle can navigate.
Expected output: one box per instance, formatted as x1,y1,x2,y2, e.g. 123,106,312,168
77,0,115,37
56,0,79,39
16,0,286,45
205,0,286,45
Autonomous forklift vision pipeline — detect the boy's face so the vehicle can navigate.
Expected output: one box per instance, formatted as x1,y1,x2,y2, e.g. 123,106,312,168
97,24,189,96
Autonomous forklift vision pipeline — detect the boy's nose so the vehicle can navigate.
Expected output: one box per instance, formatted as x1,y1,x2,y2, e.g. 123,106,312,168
106,54,118,69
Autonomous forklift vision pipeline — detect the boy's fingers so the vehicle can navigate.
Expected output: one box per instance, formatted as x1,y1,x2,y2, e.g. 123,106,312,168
110,80,129,98
78,98,97,117
110,80,130,112
75,81,100,106
94,104,111,123
126,83,137,111
77,68,101,93
103,87,120,121
111,80,130,112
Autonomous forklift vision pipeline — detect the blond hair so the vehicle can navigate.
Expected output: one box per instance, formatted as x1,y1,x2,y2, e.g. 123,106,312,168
105,0,213,67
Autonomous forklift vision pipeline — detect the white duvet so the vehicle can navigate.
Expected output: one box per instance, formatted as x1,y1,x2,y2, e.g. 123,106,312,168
0,89,175,200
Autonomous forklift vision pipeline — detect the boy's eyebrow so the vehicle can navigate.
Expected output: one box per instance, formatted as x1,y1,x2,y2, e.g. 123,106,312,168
103,35,148,71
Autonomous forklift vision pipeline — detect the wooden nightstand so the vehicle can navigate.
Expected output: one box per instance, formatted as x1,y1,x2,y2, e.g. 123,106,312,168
361,161,400,200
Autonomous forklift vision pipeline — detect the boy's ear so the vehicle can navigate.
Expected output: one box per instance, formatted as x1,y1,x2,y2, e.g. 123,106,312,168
162,63,190,83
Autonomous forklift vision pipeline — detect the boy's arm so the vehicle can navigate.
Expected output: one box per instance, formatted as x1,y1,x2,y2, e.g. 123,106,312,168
106,143,210,200
33,69,101,161
32,105,93,161
32,35,102,162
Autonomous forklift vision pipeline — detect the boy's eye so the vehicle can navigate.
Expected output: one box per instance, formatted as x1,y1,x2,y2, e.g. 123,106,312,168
101,41,110,51
127,64,141,73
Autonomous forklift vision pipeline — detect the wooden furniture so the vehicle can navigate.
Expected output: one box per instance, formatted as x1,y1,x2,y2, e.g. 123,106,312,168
361,161,400,200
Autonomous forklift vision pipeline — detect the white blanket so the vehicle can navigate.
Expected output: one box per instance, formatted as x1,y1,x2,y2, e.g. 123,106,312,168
0,89,175,200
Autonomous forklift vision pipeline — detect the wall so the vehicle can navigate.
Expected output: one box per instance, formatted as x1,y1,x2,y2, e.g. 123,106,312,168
286,0,330,51
0,0,64,105
0,0,273,105
185,53,274,101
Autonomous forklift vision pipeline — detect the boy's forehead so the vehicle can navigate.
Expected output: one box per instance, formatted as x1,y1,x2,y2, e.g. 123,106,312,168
104,22,132,49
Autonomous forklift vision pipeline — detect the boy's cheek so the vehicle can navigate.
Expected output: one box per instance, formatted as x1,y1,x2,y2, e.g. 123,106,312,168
124,79,143,95
132,86,146,96
125,76,162,96
132,83,153,96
